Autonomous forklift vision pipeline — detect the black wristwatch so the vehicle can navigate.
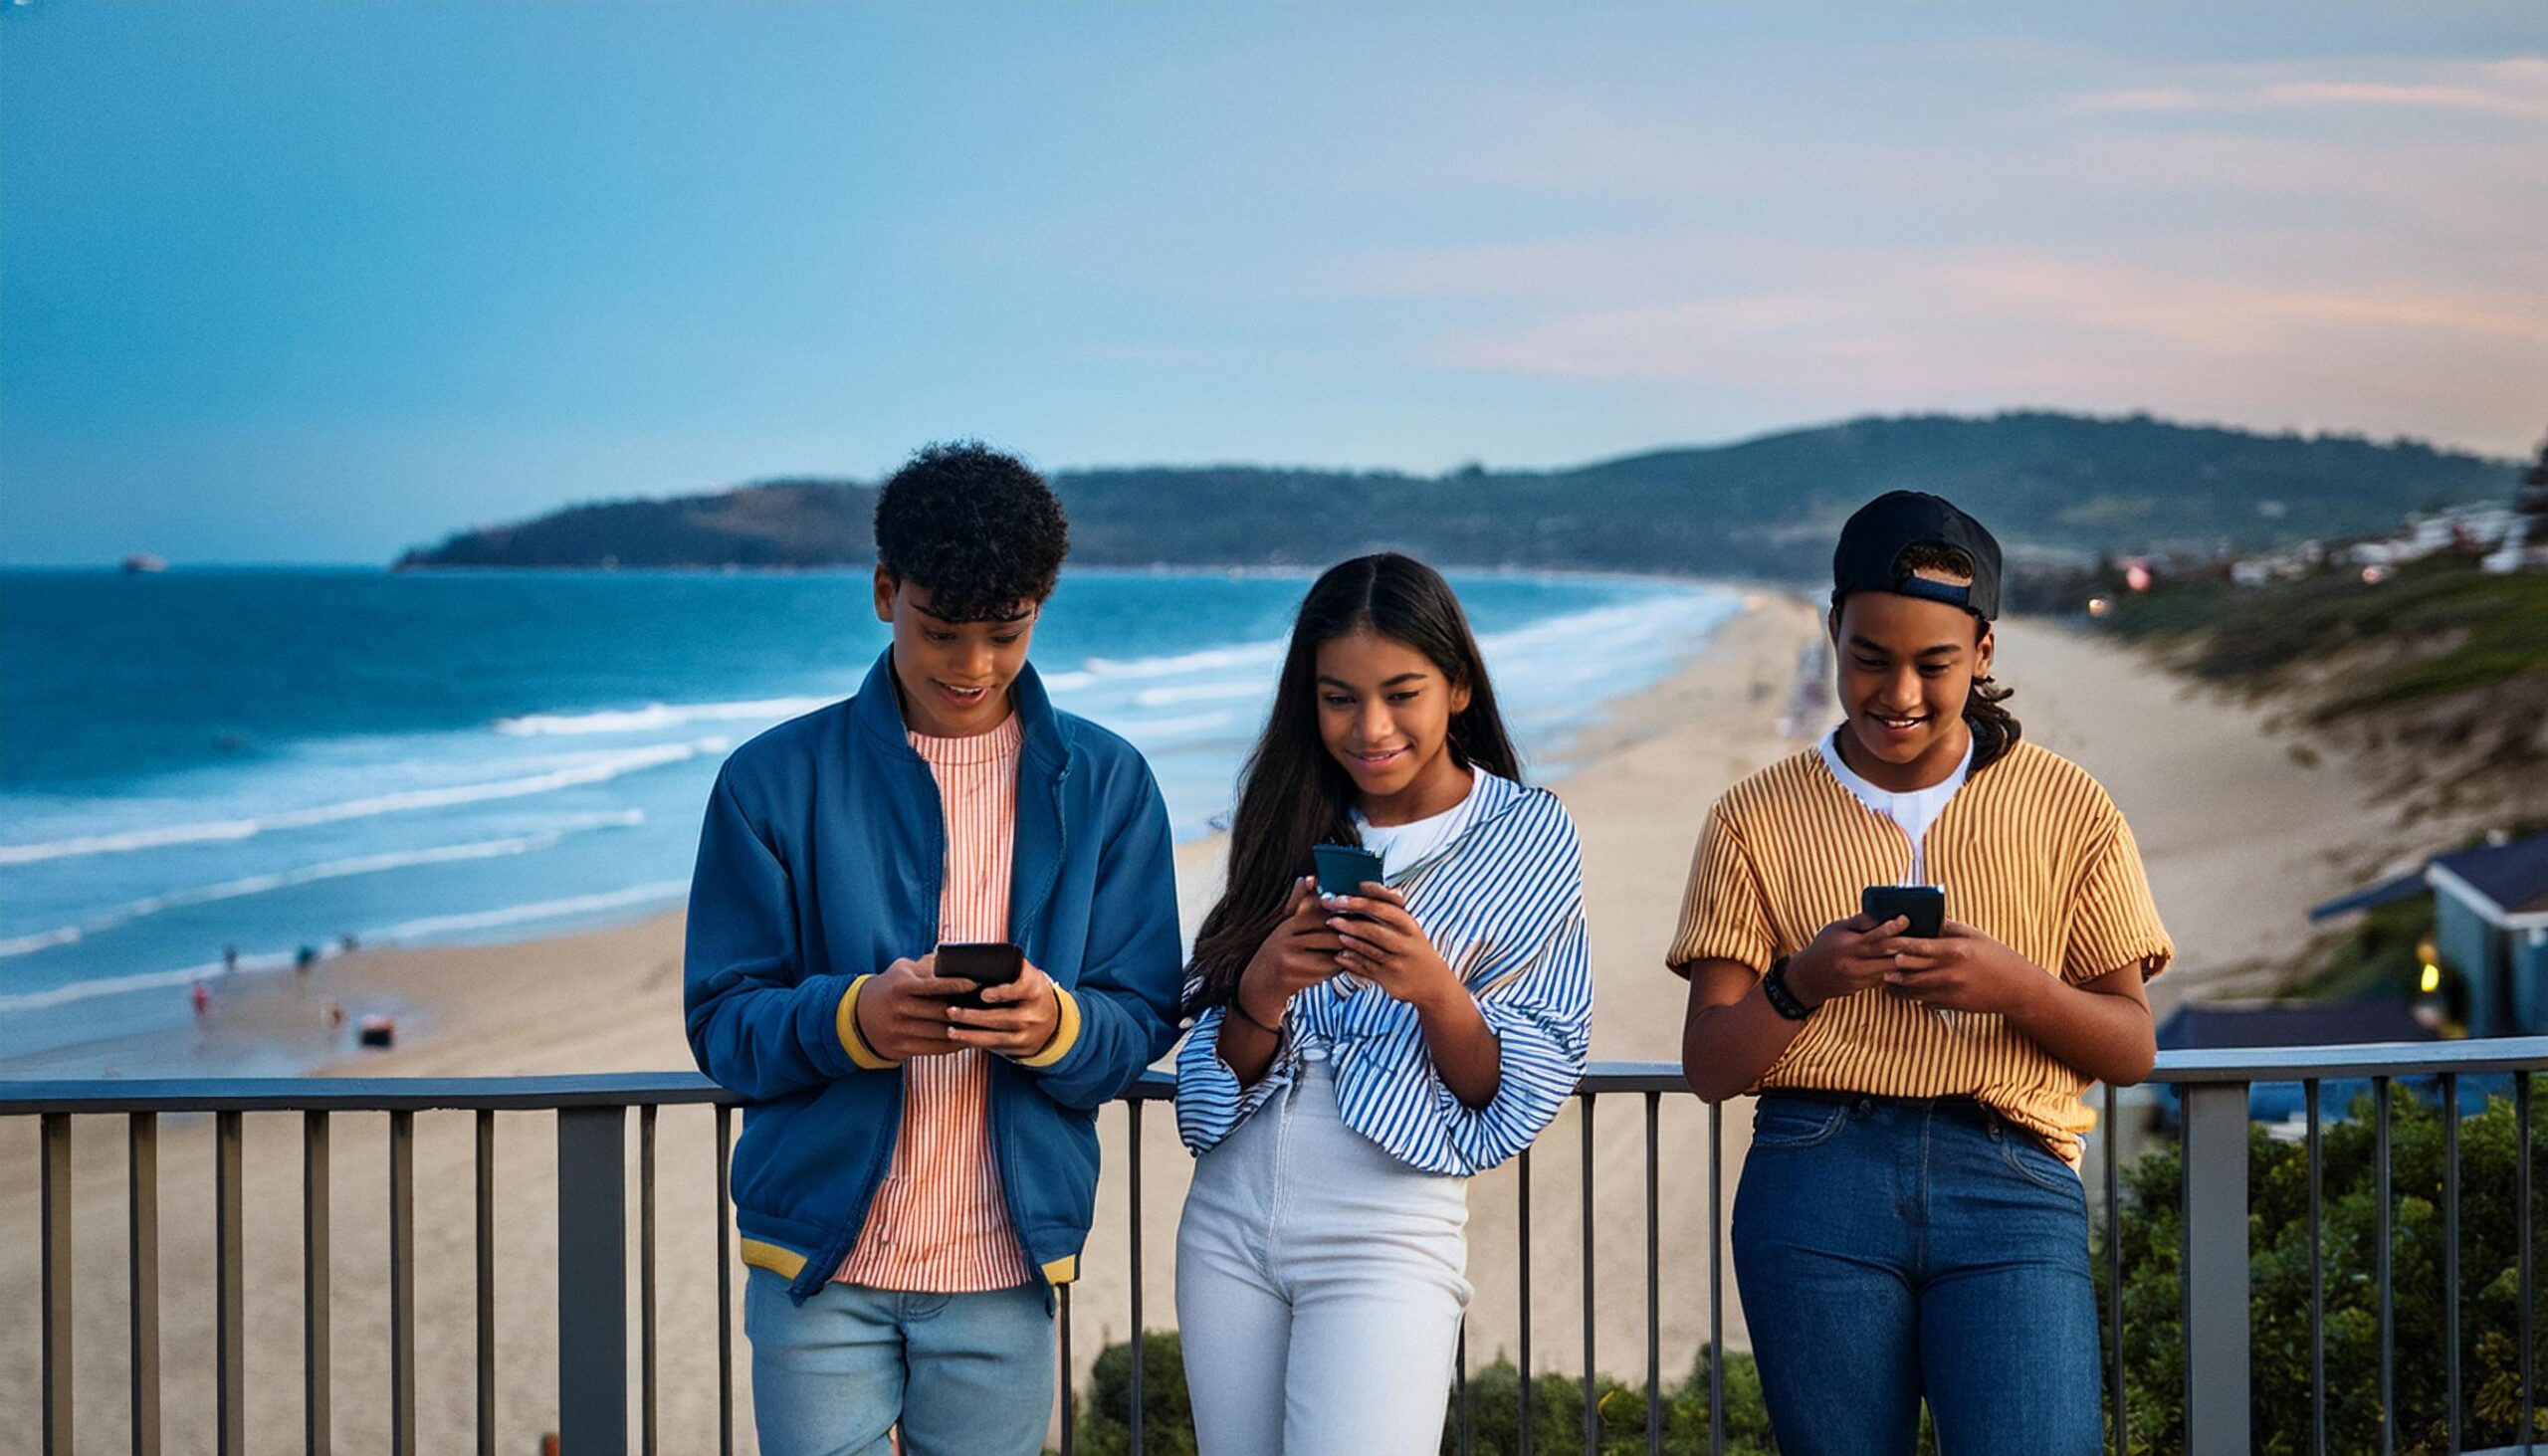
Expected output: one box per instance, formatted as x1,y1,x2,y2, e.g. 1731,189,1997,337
1762,957,1813,1021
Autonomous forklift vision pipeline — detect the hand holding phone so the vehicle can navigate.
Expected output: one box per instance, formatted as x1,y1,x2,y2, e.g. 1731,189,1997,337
1234,875,1349,1021
1312,844,1387,995
1860,885,1946,940
934,941,1025,1011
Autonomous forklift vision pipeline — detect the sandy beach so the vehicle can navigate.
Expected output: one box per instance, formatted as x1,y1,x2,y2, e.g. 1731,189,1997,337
0,589,2447,1452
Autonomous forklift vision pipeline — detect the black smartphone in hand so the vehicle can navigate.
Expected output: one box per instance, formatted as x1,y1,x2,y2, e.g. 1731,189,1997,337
1311,844,1387,998
1312,843,1386,902
1860,885,1946,939
934,941,1025,1011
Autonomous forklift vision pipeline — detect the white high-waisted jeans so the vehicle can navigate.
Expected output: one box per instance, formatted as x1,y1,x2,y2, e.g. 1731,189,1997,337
1173,1046,1472,1456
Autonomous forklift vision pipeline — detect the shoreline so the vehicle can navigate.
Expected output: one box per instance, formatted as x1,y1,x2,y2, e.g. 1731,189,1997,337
0,585,2476,1449
1,571,1751,1083
1,589,2440,1079
0,565,1744,1078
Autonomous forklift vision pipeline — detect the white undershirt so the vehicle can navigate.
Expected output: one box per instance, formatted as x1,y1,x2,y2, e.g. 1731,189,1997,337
1817,728,1973,884
1350,775,1479,876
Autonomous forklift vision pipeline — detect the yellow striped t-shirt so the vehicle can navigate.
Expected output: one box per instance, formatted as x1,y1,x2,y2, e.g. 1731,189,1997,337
1668,737,2173,1162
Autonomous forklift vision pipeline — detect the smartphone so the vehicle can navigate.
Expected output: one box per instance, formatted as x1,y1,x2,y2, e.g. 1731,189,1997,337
934,940,1025,1011
1311,844,1387,997
1860,885,1946,939
1312,843,1386,901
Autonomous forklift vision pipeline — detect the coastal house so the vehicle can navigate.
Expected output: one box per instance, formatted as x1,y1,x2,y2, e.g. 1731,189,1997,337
2309,828,2548,1039
2230,539,2327,586
2344,501,2522,569
2428,830,2548,1038
2493,438,2548,573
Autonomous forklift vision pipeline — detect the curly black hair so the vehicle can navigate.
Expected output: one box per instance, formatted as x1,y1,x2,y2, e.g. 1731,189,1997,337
872,442,1070,622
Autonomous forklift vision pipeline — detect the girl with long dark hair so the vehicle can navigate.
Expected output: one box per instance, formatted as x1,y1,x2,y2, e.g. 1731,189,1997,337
1675,492,2171,1454
1174,553,1592,1456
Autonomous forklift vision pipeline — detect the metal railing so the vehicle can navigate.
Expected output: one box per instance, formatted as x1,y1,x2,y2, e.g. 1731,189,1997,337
8,1038,2546,1455
2144,1039,2548,1455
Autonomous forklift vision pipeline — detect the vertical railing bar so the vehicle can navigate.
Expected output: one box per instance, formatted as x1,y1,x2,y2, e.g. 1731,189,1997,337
2521,1073,2534,1454
1059,1282,1076,1456
2378,1077,2395,1456
130,1111,161,1456
390,1108,417,1456
1455,1322,1472,1456
42,1112,73,1456
2308,1080,2325,1456
1645,1092,1661,1456
2444,1072,2460,1454
477,1110,496,1456
642,1104,660,1456
1129,1098,1145,1456
1519,1144,1534,1456
2104,1081,2124,1456
1709,1101,1725,1456
2177,1091,2188,1440
216,1110,246,1456
557,1105,631,1456
305,1112,331,1456
716,1104,735,1456
2182,1082,2252,1453
1582,1094,1597,1455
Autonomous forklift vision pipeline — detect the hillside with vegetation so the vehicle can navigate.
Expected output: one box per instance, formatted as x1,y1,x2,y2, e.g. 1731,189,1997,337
2097,552,2548,824
396,411,2515,574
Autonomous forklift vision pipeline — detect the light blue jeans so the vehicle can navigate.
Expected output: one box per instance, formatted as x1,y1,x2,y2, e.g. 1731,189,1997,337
743,1269,1053,1456
1174,1049,1472,1456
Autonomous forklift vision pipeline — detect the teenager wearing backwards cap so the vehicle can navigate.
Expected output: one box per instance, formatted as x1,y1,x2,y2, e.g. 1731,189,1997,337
1671,492,2171,1454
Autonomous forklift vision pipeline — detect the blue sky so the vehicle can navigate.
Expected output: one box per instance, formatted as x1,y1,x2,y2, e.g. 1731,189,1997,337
4,2,2543,564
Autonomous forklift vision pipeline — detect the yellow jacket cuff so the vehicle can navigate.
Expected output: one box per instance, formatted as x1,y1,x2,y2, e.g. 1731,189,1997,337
1013,985,1083,1069
837,975,899,1071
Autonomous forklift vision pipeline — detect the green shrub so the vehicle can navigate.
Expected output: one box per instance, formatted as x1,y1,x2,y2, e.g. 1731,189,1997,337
1064,1335,1813,1455
1064,1330,1197,1456
2099,1078,2548,1454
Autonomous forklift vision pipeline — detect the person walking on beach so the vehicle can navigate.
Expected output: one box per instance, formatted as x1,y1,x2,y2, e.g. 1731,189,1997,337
684,443,1184,1456
1173,553,1592,1456
1673,492,2171,1454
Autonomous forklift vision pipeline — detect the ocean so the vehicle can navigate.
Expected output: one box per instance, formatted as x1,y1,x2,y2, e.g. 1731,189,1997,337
0,567,1740,1068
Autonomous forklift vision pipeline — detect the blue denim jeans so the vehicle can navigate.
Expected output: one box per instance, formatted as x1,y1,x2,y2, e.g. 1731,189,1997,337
1729,1094,2102,1456
743,1269,1054,1456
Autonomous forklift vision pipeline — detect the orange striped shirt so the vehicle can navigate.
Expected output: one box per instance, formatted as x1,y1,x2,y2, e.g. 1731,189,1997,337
1669,736,2173,1163
838,714,1034,1291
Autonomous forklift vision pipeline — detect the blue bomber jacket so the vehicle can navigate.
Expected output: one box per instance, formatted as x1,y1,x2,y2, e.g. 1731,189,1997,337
683,650,1184,1304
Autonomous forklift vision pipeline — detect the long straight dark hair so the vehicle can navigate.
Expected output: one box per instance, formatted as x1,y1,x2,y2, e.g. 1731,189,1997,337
1183,553,1522,1015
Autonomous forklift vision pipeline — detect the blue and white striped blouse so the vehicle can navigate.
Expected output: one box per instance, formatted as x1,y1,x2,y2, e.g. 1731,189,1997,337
1174,769,1592,1177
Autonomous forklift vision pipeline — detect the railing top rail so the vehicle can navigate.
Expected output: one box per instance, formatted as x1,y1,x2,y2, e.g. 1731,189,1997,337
0,1071,734,1116
2,1041,2541,1114
2145,1036,2548,1084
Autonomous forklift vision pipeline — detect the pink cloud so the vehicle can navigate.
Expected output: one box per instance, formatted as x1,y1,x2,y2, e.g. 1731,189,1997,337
1406,240,2547,454
2074,56,2548,121
2262,80,2548,119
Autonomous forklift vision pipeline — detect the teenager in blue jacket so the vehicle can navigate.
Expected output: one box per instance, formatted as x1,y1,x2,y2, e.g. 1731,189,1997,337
684,443,1184,1456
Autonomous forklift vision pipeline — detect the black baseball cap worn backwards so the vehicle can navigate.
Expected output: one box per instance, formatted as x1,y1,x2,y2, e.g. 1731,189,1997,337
1831,491,2004,622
